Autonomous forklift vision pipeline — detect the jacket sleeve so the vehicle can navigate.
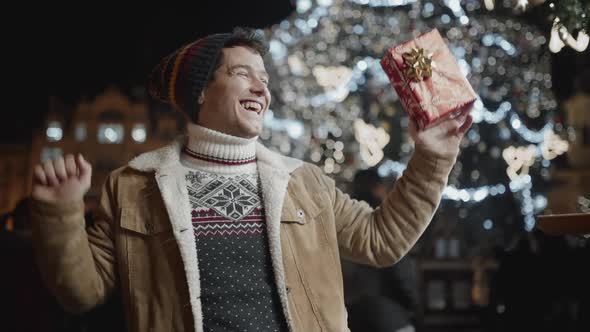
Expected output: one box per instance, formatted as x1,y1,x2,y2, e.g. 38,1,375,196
30,174,118,313
322,148,455,267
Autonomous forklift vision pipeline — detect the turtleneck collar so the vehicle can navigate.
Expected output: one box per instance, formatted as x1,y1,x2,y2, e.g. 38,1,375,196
181,123,258,174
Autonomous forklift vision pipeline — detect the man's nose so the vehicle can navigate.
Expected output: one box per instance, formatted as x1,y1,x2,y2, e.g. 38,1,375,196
250,78,266,94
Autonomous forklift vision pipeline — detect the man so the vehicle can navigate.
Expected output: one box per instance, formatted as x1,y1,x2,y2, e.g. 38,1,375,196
31,27,472,332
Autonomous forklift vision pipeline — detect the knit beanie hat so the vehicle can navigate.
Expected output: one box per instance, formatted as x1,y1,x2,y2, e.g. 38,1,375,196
148,33,232,120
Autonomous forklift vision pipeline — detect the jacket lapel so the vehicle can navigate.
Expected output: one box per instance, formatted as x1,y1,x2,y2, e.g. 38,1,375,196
155,164,204,332
256,143,303,331
129,138,204,332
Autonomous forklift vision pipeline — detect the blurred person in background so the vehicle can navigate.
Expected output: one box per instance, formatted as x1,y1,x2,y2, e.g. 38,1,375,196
342,169,419,332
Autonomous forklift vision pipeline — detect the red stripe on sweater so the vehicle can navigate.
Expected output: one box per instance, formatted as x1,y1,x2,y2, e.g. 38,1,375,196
183,147,256,165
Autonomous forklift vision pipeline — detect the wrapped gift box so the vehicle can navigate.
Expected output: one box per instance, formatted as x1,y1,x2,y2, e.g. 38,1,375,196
537,213,590,236
380,29,477,129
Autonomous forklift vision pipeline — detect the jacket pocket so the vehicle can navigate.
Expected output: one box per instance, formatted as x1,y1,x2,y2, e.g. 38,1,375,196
281,188,326,225
118,205,178,268
118,206,181,331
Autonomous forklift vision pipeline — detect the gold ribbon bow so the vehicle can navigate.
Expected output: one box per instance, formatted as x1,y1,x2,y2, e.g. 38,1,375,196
402,47,434,82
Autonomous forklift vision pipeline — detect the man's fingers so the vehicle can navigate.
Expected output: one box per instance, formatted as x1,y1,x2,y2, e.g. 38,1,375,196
65,154,77,177
448,120,462,135
53,157,68,182
43,161,59,186
434,117,461,135
408,116,418,138
442,110,470,135
32,185,52,201
457,114,473,135
76,154,92,179
33,164,48,186
455,106,472,118
76,154,92,188
456,108,470,122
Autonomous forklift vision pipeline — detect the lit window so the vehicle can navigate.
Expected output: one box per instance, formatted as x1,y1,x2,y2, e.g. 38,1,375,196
46,121,63,142
98,124,124,144
40,147,63,163
75,123,87,142
434,238,447,259
131,123,147,143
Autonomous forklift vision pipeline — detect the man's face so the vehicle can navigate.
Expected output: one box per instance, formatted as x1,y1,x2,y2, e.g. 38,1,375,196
197,46,271,138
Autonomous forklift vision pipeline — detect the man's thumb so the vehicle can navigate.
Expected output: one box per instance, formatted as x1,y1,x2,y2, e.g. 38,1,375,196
77,154,92,179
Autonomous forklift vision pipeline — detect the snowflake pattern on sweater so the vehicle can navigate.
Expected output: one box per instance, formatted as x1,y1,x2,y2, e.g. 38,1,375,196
188,173,261,222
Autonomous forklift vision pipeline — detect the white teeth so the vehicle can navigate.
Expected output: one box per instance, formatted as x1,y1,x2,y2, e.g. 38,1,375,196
240,101,262,112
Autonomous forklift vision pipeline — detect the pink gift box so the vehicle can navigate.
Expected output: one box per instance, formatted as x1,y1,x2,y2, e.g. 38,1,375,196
381,29,477,129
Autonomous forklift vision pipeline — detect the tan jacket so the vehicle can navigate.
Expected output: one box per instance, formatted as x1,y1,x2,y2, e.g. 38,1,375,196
31,138,454,332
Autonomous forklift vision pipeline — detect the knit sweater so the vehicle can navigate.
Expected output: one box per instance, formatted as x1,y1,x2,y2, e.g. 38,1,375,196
181,124,288,332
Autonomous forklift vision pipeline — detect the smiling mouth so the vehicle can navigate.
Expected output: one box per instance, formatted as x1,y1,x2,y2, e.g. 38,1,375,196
240,100,263,114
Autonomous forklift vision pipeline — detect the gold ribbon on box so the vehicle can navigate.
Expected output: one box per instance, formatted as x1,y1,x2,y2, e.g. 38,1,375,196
402,47,434,82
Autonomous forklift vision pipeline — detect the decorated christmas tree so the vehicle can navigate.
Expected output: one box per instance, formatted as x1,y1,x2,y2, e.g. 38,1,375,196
260,0,577,254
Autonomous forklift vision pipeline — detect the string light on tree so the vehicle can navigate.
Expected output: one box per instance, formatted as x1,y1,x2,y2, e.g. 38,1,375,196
502,145,537,181
485,0,589,52
540,130,569,160
549,17,589,53
263,0,565,249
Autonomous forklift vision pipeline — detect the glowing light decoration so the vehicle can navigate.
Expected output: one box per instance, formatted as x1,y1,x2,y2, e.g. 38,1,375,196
549,18,589,53
288,55,310,76
484,0,587,53
313,65,354,90
46,121,63,142
502,145,537,181
349,0,417,7
132,124,147,143
264,0,561,236
378,159,508,203
354,119,390,166
264,110,305,140
540,130,569,160
516,0,530,10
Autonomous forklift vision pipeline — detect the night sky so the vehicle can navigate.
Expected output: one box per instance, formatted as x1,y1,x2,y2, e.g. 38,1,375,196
5,2,588,144
6,2,295,144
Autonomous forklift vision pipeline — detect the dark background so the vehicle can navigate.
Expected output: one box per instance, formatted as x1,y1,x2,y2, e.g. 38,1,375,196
4,1,588,144
5,2,296,144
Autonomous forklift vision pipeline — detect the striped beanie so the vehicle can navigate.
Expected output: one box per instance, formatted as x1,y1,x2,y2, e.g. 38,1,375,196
148,33,232,120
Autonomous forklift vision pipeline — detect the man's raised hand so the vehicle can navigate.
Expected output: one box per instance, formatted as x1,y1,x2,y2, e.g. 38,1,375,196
32,154,92,205
409,107,473,159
